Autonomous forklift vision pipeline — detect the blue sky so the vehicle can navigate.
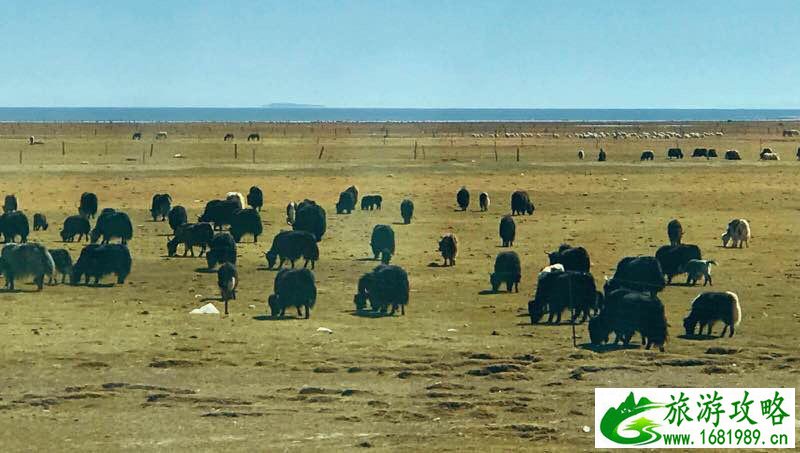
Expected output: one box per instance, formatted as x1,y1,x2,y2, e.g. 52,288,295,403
2,0,799,108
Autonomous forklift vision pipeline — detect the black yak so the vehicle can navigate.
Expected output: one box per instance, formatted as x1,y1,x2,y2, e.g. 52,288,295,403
655,244,702,284
667,219,683,246
48,248,73,284
229,208,263,243
60,215,91,242
370,224,395,263
546,244,590,273
265,230,319,269
167,222,214,257
604,256,666,296
3,195,17,213
293,200,326,241
336,191,356,214
511,190,534,216
499,215,516,247
456,187,470,211
589,288,668,351
168,206,188,234
268,268,317,318
90,210,133,244
206,232,237,269
150,194,172,221
0,211,29,243
438,233,458,266
33,213,48,231
247,186,263,211
353,264,409,315
400,199,414,224
490,251,521,292
198,199,240,230
528,271,598,324
70,244,132,286
79,192,98,218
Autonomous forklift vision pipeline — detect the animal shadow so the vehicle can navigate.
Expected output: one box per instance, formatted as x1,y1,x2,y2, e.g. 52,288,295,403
527,320,587,327
668,282,694,287
252,315,302,321
194,267,216,274
350,310,396,318
478,289,512,296
677,334,719,341
578,342,641,353
78,282,116,288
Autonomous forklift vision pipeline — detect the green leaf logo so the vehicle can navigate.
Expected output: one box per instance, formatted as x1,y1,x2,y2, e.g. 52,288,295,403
600,392,664,446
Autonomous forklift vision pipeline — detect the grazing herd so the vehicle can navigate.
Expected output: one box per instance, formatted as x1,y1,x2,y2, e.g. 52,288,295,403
612,146,789,162
0,176,755,353
521,215,753,352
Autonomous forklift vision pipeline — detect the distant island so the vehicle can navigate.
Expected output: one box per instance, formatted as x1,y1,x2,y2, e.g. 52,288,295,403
264,103,324,109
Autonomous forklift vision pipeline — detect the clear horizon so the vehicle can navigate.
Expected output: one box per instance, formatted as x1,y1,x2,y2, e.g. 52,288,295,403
3,1,799,109
3,106,800,110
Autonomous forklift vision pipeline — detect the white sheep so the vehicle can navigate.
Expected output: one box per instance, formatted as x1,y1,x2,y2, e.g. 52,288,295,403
685,259,716,286
722,219,750,248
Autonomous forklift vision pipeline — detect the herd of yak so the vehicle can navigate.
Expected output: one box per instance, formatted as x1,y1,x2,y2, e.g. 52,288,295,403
0,182,750,352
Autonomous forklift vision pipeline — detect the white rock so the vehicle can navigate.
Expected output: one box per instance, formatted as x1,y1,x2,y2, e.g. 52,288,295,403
582,425,591,433
190,303,219,314
447,328,457,332
316,327,333,334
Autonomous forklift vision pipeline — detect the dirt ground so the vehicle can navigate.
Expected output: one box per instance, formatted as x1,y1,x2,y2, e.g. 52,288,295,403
0,121,798,451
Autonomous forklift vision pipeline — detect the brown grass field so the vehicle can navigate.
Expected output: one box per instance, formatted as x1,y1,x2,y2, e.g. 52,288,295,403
0,121,798,451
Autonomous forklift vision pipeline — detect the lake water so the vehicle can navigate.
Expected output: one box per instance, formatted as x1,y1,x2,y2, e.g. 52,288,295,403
0,108,798,122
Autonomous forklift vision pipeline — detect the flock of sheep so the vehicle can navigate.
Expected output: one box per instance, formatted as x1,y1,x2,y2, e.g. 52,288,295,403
470,130,726,140
0,173,754,354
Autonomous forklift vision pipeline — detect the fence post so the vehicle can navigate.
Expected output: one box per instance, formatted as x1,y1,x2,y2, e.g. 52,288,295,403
516,147,520,162
19,150,22,164
252,148,255,163
62,141,65,156
149,143,154,157
413,141,417,160
494,138,498,161
234,143,238,159
318,146,325,159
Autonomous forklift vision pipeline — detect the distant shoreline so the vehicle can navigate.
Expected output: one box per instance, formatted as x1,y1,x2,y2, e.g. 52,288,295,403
0,107,798,123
